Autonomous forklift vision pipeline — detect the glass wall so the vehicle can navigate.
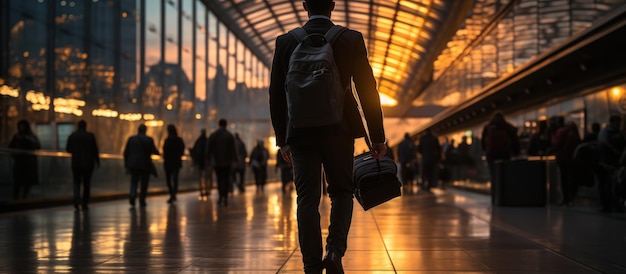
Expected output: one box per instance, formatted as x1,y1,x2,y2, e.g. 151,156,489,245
1,0,271,155
417,0,626,108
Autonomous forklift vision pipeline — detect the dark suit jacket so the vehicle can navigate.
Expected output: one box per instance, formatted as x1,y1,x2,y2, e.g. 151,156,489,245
269,18,385,147
207,127,237,167
123,133,159,171
66,129,100,169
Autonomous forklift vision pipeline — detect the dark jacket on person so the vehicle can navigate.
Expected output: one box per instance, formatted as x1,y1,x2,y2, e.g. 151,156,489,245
481,120,520,160
66,129,100,169
553,124,582,164
417,133,441,165
191,134,208,166
123,133,159,171
598,125,626,166
269,18,385,146
207,128,237,167
9,132,41,186
163,136,185,169
398,137,417,164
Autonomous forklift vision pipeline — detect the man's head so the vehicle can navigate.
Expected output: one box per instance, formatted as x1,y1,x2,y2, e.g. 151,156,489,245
138,124,147,134
303,0,334,16
609,115,622,129
78,120,87,130
219,119,227,128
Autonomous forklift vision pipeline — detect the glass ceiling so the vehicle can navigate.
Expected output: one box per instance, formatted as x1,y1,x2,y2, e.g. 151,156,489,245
211,0,461,111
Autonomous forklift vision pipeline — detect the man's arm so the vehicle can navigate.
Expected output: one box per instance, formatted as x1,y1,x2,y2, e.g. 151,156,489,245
351,32,385,145
269,35,289,147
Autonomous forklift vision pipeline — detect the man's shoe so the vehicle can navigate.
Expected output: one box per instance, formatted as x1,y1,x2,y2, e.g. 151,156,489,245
322,250,344,274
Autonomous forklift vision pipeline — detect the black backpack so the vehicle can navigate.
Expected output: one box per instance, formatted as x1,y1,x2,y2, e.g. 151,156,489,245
285,25,348,128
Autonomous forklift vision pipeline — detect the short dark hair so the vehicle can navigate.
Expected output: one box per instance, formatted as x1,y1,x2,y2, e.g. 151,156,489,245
138,124,147,133
78,120,87,129
609,115,622,124
305,0,333,14
219,119,227,127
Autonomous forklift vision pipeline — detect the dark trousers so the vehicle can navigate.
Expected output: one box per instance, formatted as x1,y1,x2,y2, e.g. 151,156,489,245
130,170,150,206
165,167,180,200
214,166,231,200
253,166,267,189
290,135,354,273
233,168,245,192
597,167,616,211
558,162,576,204
72,166,94,206
421,162,438,190
281,167,293,192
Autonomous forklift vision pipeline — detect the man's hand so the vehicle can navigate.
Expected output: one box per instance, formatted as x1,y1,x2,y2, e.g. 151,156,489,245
280,145,292,164
371,143,387,159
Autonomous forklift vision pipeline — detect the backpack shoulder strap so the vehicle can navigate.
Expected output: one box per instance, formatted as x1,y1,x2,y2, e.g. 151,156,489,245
325,25,348,44
288,27,308,43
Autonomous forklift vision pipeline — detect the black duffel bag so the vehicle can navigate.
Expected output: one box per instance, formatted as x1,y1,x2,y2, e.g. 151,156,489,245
354,152,402,211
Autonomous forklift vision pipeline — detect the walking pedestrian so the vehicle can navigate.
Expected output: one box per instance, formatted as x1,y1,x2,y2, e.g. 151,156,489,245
268,1,387,272
123,124,159,207
163,124,185,204
207,119,238,206
66,120,100,210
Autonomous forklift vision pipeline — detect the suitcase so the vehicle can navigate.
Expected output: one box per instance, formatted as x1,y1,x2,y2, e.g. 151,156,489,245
354,152,402,211
493,159,546,206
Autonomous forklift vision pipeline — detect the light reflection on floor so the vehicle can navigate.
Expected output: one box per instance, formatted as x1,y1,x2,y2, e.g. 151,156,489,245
0,183,624,273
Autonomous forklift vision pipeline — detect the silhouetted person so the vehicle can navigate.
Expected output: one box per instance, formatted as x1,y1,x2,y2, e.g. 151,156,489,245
66,120,100,210
191,129,211,197
268,1,387,272
583,122,601,143
553,121,582,206
207,119,237,206
597,115,625,212
276,146,293,194
418,129,441,191
548,116,565,155
481,112,520,203
398,133,418,187
123,124,159,207
250,140,269,193
233,133,247,193
527,120,551,156
457,136,474,180
163,124,185,204
8,119,41,199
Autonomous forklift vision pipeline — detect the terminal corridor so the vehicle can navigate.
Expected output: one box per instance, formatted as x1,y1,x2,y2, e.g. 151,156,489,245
1,183,624,273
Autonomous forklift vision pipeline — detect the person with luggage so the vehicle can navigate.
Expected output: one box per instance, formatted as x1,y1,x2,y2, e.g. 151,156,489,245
481,112,520,203
268,0,387,272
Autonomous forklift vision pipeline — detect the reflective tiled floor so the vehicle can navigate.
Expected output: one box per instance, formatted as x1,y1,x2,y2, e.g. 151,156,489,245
1,182,625,273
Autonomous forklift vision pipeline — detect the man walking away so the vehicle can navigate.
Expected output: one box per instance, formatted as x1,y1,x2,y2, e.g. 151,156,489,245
66,120,100,210
269,1,387,273
123,124,159,208
163,124,185,204
398,133,418,188
207,119,238,206
191,129,211,198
